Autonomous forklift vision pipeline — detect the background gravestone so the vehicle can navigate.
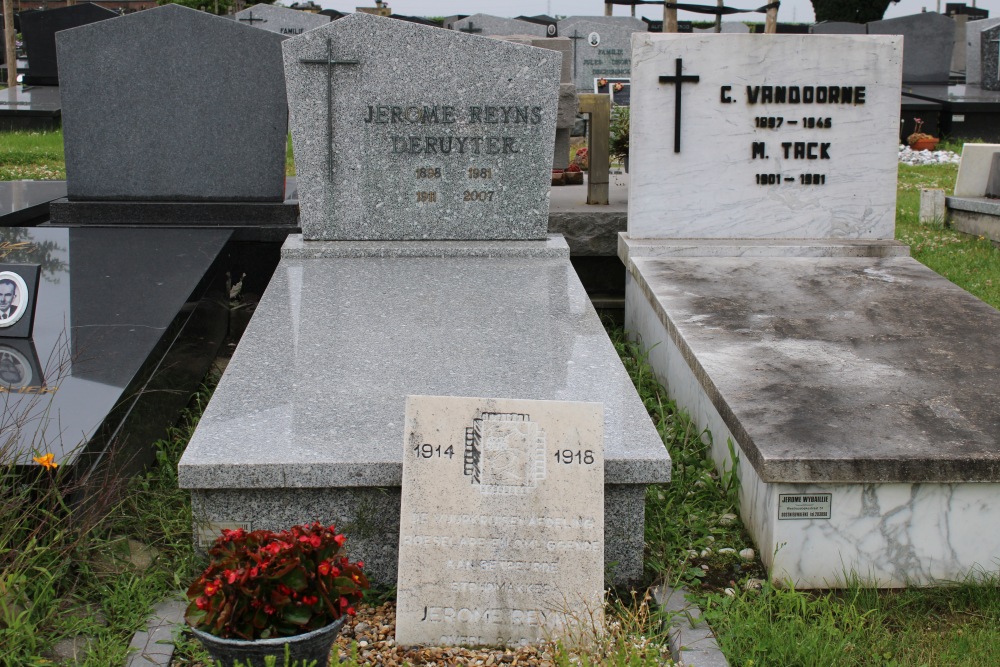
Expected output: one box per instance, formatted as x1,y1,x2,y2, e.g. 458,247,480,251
56,4,287,202
628,34,902,240
556,16,647,91
20,4,117,86
868,12,956,83
282,12,561,240
810,21,867,34
396,396,604,647
235,4,329,39
967,18,1000,86
981,24,1000,91
452,14,547,38
693,22,750,33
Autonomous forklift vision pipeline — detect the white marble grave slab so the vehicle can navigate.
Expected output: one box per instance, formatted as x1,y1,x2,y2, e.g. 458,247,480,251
954,142,1000,197
628,35,902,240
396,395,604,647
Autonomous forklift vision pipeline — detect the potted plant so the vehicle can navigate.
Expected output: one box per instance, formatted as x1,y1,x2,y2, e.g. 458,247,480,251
185,522,368,667
565,163,584,185
610,106,630,172
907,117,939,151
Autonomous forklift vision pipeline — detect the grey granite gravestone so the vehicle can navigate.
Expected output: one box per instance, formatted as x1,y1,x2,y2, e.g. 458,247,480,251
868,12,956,83
693,22,750,33
981,24,1000,90
235,4,329,39
967,18,1000,86
810,21,867,34
452,14,547,38
556,16,647,91
56,4,287,202
19,4,117,86
282,12,561,240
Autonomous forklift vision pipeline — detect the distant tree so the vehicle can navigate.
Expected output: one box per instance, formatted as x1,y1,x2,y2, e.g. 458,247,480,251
157,0,275,17
811,0,901,23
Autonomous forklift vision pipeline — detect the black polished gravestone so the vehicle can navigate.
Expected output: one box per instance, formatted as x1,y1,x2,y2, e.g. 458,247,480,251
0,227,231,478
49,4,295,230
19,4,117,86
0,85,62,132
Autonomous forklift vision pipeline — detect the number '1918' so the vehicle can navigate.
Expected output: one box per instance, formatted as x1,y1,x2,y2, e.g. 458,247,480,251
554,449,595,464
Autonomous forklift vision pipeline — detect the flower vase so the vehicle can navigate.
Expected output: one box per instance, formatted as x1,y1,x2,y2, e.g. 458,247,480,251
190,616,345,667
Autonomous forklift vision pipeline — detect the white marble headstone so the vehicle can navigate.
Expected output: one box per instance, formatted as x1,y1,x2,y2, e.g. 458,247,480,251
628,34,902,240
396,395,604,648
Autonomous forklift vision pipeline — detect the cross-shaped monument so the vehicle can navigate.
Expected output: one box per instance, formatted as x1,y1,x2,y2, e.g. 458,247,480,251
299,38,358,180
567,29,584,77
658,57,699,153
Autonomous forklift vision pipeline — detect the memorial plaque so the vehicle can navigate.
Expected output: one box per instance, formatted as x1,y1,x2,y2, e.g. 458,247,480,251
556,16,646,91
396,395,604,647
282,12,560,240
628,34,902,240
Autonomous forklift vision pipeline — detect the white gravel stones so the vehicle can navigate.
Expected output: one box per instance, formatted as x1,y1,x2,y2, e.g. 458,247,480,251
898,145,961,166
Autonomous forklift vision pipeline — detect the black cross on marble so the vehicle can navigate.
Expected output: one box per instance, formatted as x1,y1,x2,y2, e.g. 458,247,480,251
300,38,359,181
460,21,482,34
658,58,700,153
238,11,266,25
567,29,584,78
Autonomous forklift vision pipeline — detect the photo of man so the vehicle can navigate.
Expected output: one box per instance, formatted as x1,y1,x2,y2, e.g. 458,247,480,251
0,272,27,328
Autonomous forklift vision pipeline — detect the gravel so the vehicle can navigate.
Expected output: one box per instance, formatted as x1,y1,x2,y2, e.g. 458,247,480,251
898,145,961,166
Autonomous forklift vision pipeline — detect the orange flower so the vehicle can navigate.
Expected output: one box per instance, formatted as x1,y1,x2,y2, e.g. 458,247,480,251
33,453,58,470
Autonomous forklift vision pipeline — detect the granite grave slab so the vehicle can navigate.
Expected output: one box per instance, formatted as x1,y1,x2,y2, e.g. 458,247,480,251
0,180,66,226
235,4,329,39
981,24,1000,90
452,14,547,38
5,227,229,476
0,85,61,132
180,13,669,593
395,395,604,647
868,12,956,84
56,4,288,203
19,4,116,86
628,34,902,240
282,12,560,240
556,16,646,92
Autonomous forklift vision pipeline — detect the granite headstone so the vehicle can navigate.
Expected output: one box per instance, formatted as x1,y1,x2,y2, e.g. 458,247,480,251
628,34,902,240
56,4,288,202
452,14,547,38
20,4,117,86
868,12,956,83
235,4,329,39
282,12,561,240
693,22,750,33
396,395,604,647
810,21,867,35
557,16,647,91
981,24,1000,90
966,18,1000,86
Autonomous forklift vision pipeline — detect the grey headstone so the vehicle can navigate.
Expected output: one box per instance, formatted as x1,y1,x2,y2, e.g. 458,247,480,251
985,152,1000,198
56,4,288,202
966,18,1000,85
235,4,329,39
452,13,547,38
952,14,968,73
981,24,1000,90
810,21,867,34
556,16,647,91
693,22,750,33
282,13,561,240
868,12,956,83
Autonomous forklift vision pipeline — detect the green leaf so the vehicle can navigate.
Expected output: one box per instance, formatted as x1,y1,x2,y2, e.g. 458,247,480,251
282,568,308,591
283,605,312,625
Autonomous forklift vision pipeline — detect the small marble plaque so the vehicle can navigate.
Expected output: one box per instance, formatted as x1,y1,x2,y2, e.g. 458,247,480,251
628,34,902,240
282,13,560,240
396,395,604,647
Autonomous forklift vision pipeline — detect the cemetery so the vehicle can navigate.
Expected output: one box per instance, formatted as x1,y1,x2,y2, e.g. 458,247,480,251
0,1,999,665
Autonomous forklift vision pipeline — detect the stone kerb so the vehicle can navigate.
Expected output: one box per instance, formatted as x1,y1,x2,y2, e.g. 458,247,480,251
282,13,561,240
627,34,902,241
56,4,288,202
235,4,330,39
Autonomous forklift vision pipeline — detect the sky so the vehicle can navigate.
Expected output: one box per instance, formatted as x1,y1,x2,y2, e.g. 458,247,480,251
314,0,1000,23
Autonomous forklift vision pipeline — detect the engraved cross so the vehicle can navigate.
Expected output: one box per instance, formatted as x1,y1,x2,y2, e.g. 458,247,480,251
567,29,584,78
238,11,266,25
299,38,359,181
658,58,700,153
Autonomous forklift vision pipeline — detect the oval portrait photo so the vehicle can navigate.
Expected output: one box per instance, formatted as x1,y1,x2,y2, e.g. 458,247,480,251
0,271,29,329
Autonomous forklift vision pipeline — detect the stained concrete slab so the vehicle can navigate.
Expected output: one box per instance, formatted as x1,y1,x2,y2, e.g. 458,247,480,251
627,255,1000,484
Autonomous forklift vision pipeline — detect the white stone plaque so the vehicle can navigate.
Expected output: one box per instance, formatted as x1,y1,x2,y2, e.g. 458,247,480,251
628,35,903,240
396,396,604,647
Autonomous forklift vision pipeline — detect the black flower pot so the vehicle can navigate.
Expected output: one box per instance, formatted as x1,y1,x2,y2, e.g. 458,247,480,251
190,616,345,667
